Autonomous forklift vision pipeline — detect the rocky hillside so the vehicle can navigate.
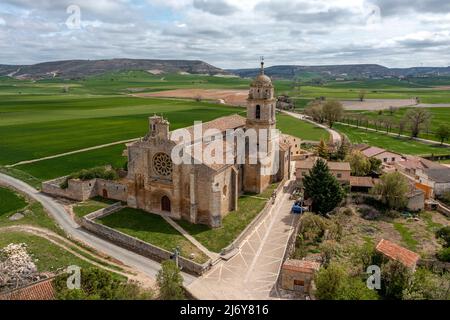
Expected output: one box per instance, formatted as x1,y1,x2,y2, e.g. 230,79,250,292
0,59,228,80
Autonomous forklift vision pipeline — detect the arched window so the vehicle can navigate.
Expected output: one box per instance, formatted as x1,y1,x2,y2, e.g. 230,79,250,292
256,105,261,119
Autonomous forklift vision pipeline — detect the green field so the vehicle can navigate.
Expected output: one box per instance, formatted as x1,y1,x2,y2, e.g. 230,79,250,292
98,208,209,263
334,123,450,156
0,186,27,215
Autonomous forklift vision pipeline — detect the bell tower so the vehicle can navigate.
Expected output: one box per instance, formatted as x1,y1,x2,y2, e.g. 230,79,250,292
246,57,276,130
243,59,279,194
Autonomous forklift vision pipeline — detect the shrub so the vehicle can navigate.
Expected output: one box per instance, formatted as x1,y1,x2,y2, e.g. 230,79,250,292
60,167,119,189
54,268,153,300
156,260,185,300
437,247,450,262
314,263,379,300
436,226,450,248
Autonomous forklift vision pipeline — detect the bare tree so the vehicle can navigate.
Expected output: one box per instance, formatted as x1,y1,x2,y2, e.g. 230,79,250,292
305,100,325,123
358,90,367,102
322,100,344,128
388,106,397,116
398,117,407,137
405,108,432,138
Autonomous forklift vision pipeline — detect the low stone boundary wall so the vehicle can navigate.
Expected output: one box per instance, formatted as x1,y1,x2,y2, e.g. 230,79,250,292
80,205,211,276
221,180,288,256
437,201,450,217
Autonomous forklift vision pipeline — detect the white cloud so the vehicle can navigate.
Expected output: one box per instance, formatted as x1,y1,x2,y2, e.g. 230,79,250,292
1,0,450,68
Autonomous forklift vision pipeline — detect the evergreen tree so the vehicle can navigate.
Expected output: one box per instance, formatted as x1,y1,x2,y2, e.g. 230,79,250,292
303,158,345,215
156,260,185,300
317,139,329,159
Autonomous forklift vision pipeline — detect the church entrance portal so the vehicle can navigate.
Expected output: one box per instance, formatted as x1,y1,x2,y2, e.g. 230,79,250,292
161,196,171,212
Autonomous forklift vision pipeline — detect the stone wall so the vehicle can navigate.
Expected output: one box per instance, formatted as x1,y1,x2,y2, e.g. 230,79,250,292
42,177,127,202
42,177,97,201
80,205,211,276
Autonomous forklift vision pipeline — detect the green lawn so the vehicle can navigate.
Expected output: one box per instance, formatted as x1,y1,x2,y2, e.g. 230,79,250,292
73,197,118,218
393,222,419,251
277,114,329,142
334,123,450,156
0,232,92,273
97,208,209,264
0,186,27,215
177,183,278,253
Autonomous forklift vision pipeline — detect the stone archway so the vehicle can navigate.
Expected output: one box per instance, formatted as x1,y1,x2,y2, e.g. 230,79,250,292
161,195,171,212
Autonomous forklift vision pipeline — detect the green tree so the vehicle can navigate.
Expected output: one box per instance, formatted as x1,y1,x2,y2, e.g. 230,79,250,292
322,100,344,128
368,157,382,174
303,158,345,215
381,260,412,300
54,268,153,300
436,125,450,145
402,268,450,300
316,139,329,159
372,172,409,210
156,260,185,300
335,139,350,161
315,263,378,300
346,150,370,176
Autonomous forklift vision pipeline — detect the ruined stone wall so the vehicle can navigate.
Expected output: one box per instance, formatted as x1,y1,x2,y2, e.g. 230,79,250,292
95,179,128,202
42,177,96,201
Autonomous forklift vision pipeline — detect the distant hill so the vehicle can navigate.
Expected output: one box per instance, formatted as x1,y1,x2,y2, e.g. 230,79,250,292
0,59,228,80
229,64,450,80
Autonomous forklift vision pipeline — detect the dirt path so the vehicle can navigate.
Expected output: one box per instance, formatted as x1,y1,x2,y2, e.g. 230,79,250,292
0,225,156,288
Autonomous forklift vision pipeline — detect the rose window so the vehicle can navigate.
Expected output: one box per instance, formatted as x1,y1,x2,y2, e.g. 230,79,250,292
153,153,173,177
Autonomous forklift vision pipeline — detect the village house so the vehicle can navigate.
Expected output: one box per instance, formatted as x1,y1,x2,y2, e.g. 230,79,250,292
280,259,321,295
395,156,450,198
281,134,302,160
295,157,351,184
360,146,403,164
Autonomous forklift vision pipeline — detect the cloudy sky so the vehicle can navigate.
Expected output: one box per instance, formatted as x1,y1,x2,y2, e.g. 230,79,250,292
1,0,450,68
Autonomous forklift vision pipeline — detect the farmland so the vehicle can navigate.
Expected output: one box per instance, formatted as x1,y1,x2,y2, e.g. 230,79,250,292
1,72,450,186
334,123,450,156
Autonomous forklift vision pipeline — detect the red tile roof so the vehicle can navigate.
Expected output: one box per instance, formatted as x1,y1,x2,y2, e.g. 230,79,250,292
375,239,420,269
0,278,55,300
282,259,321,273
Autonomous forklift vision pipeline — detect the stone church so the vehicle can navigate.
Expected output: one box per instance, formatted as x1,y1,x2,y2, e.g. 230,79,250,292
125,62,291,228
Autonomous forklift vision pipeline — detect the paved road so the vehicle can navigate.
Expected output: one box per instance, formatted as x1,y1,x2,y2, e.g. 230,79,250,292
187,177,297,300
0,173,196,285
281,110,342,145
